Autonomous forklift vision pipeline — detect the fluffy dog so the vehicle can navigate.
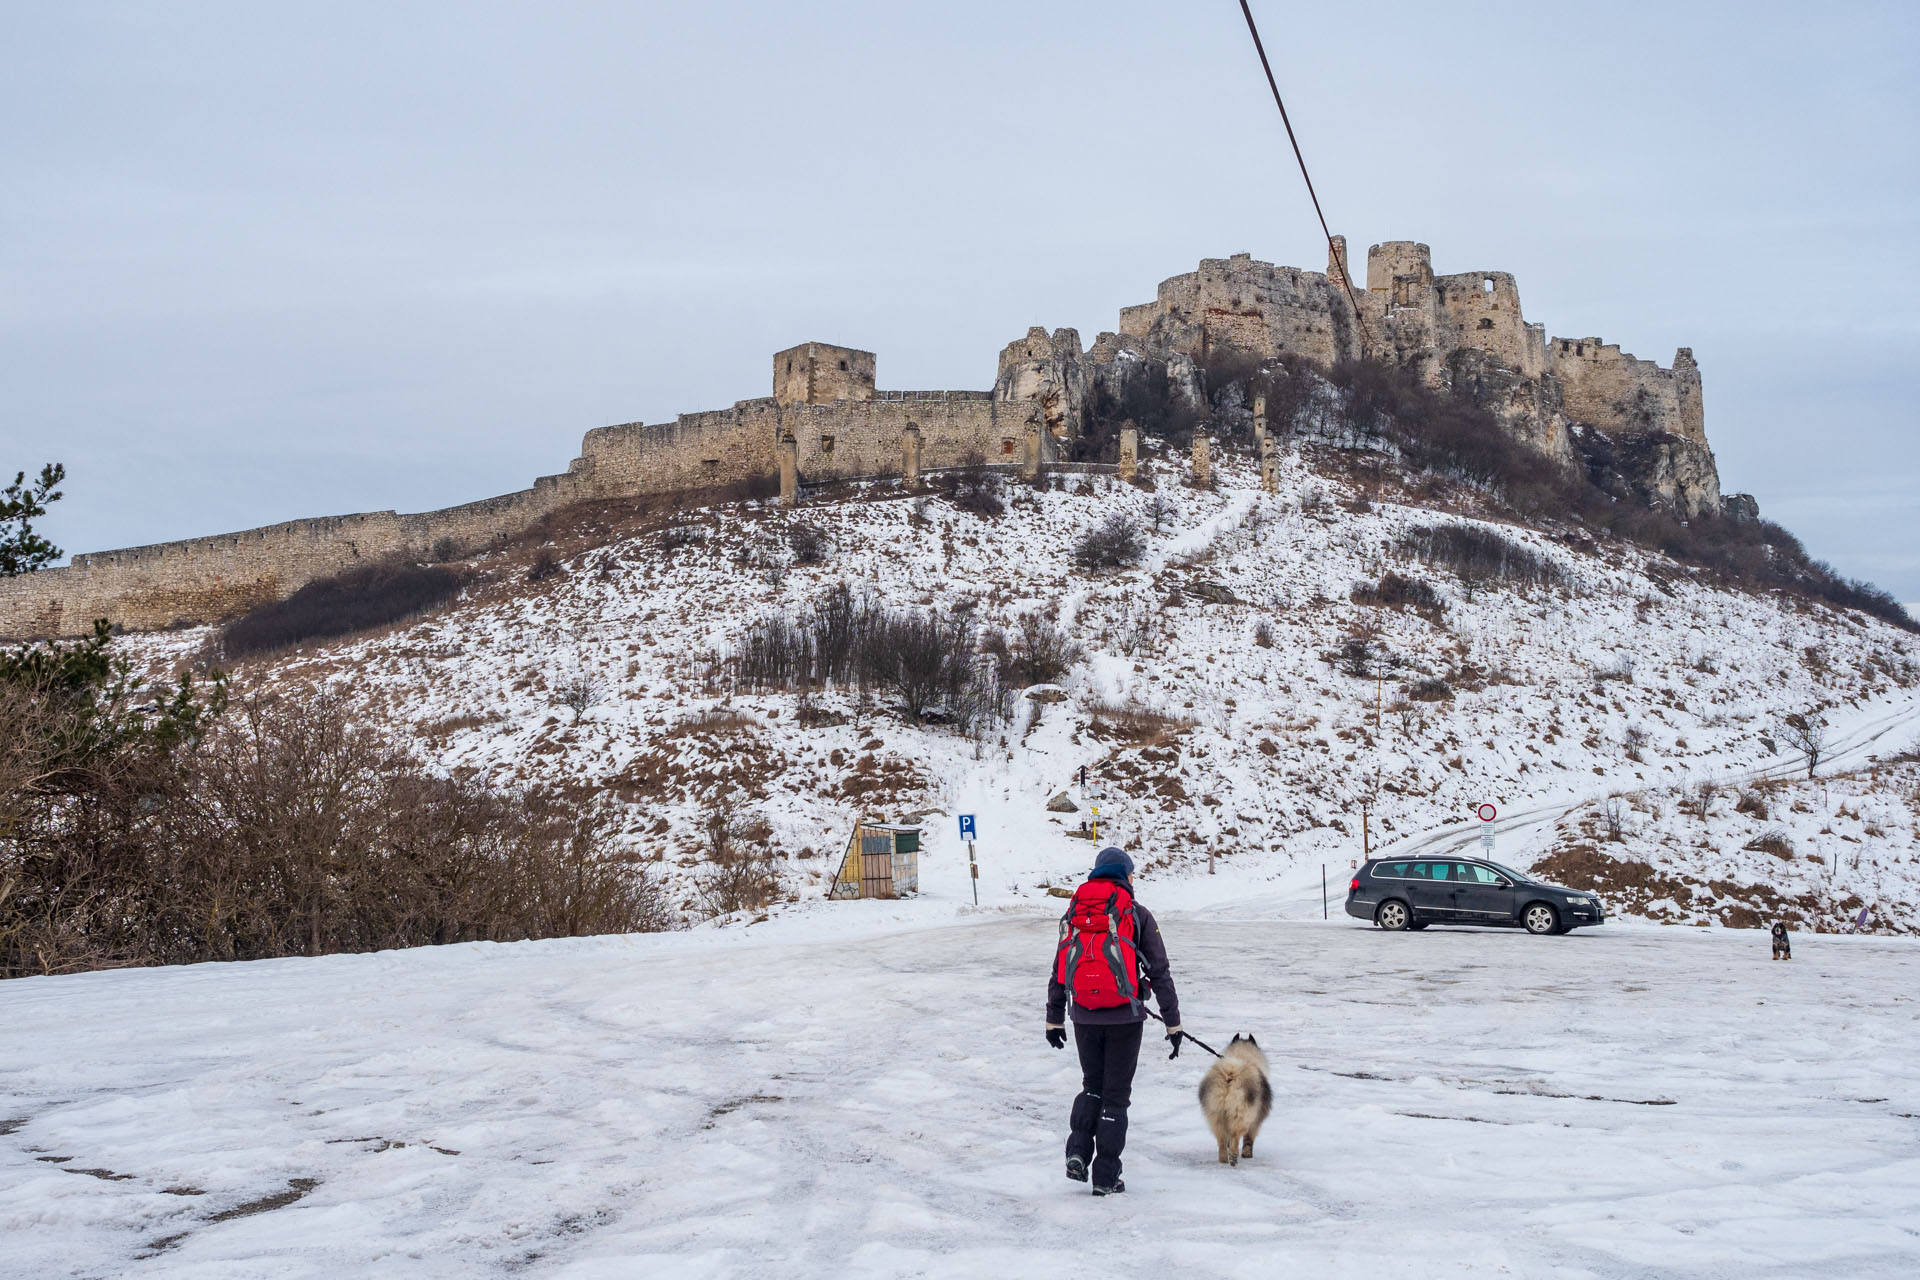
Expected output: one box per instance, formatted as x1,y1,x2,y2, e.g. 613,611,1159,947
1197,1034,1273,1166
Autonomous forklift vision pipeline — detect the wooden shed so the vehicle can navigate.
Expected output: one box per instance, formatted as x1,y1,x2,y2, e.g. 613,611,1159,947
827,819,922,900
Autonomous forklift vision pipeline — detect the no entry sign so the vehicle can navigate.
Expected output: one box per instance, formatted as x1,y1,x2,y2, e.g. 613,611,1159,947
1476,803,1498,823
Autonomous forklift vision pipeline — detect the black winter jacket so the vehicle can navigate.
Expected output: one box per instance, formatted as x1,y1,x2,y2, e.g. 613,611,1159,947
1045,872,1181,1029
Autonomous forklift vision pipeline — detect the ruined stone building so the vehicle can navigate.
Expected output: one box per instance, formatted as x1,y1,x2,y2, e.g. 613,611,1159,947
0,239,1734,638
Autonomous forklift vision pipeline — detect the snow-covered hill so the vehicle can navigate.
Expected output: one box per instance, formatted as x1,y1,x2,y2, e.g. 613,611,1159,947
3,910,1917,1277
137,448,1920,933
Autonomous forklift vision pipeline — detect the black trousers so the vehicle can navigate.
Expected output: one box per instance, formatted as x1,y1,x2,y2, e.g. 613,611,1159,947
1065,1020,1142,1186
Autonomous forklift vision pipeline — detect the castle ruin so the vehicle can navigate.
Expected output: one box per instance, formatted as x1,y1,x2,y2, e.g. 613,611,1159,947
0,239,1733,638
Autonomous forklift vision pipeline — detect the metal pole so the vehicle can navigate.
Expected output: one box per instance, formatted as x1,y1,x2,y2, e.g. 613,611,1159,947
1322,864,1328,919
1362,808,1369,858
967,840,978,906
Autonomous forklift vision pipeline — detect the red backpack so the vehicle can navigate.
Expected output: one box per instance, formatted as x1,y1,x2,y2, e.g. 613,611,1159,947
1055,879,1141,1011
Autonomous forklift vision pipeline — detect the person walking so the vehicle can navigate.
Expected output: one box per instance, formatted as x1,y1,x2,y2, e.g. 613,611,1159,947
1045,846,1183,1196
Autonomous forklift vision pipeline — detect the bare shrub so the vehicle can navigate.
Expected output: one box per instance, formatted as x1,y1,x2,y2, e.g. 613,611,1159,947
1779,712,1828,778
1399,524,1570,596
787,522,830,565
1744,829,1795,859
527,549,562,583
1350,572,1445,617
1085,696,1191,745
1594,654,1636,684
221,564,462,658
1406,677,1453,702
1005,612,1081,686
731,582,1008,731
1602,796,1626,842
1623,725,1649,762
694,801,781,917
1073,514,1146,571
1,690,673,976
944,466,1005,518
1735,790,1770,820
553,665,605,723
1252,619,1274,649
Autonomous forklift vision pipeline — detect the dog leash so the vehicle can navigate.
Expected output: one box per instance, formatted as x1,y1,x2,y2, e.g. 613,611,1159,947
1145,1007,1221,1060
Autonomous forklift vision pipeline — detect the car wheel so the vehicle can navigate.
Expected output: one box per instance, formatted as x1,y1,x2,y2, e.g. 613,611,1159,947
1523,903,1560,935
1375,900,1412,931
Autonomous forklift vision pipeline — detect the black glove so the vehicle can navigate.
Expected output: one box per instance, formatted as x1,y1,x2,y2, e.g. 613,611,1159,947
1166,1030,1185,1059
1046,1027,1067,1050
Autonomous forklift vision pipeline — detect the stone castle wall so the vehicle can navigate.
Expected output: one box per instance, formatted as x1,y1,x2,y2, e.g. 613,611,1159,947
0,235,1728,638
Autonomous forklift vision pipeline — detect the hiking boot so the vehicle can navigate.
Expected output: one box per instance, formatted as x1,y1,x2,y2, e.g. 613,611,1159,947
1065,1156,1088,1183
1091,1178,1125,1197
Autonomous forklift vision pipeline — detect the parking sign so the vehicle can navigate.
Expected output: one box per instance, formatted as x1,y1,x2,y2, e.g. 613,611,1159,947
958,814,976,840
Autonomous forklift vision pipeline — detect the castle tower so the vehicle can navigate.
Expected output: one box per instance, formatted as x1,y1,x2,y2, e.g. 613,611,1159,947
773,341,876,407
1366,241,1433,307
1327,235,1353,290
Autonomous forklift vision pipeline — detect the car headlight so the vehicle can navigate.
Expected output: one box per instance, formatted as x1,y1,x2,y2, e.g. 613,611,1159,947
1564,895,1591,906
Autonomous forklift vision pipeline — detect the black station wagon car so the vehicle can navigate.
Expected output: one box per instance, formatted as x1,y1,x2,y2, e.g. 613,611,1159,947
1345,856,1604,935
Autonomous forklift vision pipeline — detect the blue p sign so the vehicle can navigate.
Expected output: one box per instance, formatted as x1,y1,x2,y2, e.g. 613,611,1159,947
958,814,977,840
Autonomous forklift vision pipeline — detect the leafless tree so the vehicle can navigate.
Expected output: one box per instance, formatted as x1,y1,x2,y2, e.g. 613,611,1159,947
1779,712,1829,779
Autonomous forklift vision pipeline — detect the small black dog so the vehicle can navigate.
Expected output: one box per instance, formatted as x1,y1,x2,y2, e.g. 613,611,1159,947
1770,922,1792,961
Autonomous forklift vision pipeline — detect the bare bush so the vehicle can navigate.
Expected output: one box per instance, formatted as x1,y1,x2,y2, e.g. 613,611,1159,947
1350,572,1445,617
221,564,462,658
1744,830,1795,859
694,801,781,917
787,522,830,565
1602,796,1626,842
731,582,1009,731
943,466,1005,518
1398,524,1570,596
1005,612,1081,687
1073,514,1146,571
1779,712,1828,778
1735,790,1770,820
527,549,562,583
1,690,673,977
1085,696,1191,746
1623,725,1649,763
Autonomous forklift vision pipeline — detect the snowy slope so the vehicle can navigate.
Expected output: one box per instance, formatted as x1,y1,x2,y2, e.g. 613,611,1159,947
3,911,1918,1278
137,449,1920,931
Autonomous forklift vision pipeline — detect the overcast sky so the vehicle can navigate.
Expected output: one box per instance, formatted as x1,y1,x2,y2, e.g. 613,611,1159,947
3,1,1916,598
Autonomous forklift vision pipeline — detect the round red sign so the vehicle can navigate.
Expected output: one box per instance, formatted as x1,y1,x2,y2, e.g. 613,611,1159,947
1476,803,1498,823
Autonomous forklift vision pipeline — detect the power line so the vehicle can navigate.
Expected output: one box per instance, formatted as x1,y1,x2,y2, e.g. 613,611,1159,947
1235,0,1372,352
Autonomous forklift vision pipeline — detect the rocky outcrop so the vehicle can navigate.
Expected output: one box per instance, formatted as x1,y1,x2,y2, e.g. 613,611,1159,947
1573,426,1723,520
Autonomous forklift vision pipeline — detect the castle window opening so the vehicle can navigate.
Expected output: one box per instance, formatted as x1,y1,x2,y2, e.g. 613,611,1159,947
1478,317,1494,330
1000,439,1017,456
1576,343,1584,355
1483,277,1494,293
838,359,848,371
820,435,835,455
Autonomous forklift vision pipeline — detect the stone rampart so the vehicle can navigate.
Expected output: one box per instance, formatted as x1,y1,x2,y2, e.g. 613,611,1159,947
0,239,1727,638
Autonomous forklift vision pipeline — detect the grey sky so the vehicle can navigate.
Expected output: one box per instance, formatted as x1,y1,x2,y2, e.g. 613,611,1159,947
4,1,1916,597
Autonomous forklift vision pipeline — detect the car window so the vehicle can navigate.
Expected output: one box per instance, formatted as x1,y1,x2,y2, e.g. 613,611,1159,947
1373,862,1412,879
1457,863,1502,884
1415,862,1450,881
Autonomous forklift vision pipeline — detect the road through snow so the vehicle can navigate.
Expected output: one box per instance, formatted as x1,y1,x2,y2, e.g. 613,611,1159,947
4,912,1918,1278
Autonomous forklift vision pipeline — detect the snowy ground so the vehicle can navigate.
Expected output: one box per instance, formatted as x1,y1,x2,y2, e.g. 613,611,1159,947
133,450,1920,933
5,903,1918,1278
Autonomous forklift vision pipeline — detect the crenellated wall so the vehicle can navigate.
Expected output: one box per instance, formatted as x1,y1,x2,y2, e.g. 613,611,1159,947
0,237,1730,638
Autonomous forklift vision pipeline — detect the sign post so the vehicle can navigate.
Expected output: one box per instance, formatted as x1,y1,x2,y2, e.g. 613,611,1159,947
958,814,978,906
1477,803,1498,855
1322,864,1328,919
